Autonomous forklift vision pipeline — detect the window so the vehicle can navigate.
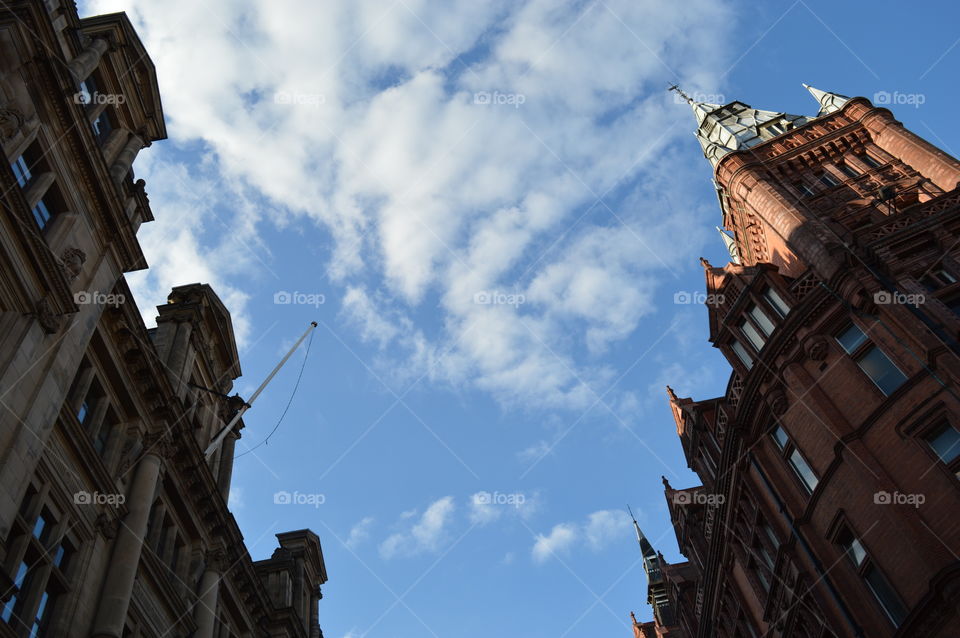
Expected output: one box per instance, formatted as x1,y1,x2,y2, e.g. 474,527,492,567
859,154,881,169
794,181,815,198
91,110,114,144
864,565,908,626
925,424,960,478
788,448,819,492
9,141,61,231
763,287,791,318
837,162,859,179
2,488,74,636
771,426,819,493
762,121,788,138
837,527,907,626
835,324,907,395
77,75,98,107
819,172,839,188
731,340,754,369
747,304,775,337
740,318,766,351
920,267,957,291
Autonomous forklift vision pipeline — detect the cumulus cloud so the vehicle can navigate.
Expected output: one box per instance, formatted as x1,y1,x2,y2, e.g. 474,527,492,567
532,523,578,563
380,496,456,559
87,0,733,408
345,516,376,549
532,509,633,563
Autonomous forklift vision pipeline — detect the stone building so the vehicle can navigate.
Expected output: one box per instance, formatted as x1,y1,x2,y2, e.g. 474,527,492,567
0,2,326,637
631,86,960,637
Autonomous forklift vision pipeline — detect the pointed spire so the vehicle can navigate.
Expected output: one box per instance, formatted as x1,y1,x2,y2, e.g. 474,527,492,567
716,227,740,264
803,83,850,116
666,385,679,403
674,85,811,167
628,505,656,561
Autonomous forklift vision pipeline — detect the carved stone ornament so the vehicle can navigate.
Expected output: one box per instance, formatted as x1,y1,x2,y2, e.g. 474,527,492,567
0,107,24,141
766,389,789,416
33,296,61,334
141,430,177,460
60,247,86,282
95,513,119,539
806,336,829,361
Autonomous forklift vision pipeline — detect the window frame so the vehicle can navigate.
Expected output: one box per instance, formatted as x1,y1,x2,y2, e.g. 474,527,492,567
834,526,907,627
770,424,819,494
835,323,907,396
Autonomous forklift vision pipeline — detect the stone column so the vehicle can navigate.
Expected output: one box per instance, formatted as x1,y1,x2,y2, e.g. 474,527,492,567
108,134,144,184
68,37,109,84
90,436,167,638
193,549,225,638
101,127,129,163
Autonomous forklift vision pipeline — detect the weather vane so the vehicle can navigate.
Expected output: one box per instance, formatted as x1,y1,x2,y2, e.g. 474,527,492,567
667,83,693,104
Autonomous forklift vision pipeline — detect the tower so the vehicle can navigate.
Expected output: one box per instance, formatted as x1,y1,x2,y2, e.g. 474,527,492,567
642,86,960,638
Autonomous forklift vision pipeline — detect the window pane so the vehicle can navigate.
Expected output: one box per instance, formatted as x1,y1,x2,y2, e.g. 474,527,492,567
789,449,819,492
11,156,32,187
771,426,789,450
740,320,766,351
860,154,881,168
864,565,907,626
836,324,868,354
748,305,776,337
842,536,867,567
927,425,960,464
77,401,89,425
857,347,906,395
763,287,791,317
731,341,753,369
32,200,52,229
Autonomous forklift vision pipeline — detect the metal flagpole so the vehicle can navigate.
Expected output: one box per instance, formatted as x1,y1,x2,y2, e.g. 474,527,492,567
203,321,317,459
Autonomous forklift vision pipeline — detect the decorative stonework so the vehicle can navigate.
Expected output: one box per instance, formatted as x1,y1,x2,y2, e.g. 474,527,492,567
0,106,24,141
59,247,86,282
805,336,829,361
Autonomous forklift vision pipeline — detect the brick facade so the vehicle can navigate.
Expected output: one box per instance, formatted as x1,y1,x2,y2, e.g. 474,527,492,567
633,89,960,637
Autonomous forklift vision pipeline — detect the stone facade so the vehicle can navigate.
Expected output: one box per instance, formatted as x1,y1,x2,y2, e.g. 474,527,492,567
632,88,960,637
0,3,326,637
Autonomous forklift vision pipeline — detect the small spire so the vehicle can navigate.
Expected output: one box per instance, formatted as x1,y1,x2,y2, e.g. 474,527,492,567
630,611,638,623
666,385,679,402
803,83,850,116
661,475,672,490
699,256,714,269
716,227,740,264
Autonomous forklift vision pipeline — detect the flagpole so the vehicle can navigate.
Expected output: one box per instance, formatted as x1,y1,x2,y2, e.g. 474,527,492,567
203,321,317,459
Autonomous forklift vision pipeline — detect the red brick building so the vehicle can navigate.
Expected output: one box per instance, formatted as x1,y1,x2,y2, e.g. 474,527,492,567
631,86,960,638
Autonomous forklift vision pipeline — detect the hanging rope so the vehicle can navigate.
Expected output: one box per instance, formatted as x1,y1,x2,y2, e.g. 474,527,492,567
235,328,315,458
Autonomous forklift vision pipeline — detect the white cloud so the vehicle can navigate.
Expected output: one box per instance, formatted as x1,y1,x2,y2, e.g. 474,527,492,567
227,486,244,510
87,0,735,409
468,491,539,525
380,496,456,559
345,516,375,549
532,509,633,563
532,523,578,563
584,509,633,551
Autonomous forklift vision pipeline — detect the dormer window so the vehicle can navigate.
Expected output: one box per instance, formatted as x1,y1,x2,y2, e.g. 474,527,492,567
761,120,789,138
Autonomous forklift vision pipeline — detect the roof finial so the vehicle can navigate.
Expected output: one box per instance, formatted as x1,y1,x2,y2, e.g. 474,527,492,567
668,83,693,104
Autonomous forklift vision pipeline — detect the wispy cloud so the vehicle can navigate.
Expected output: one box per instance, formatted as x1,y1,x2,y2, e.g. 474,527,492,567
531,509,633,563
380,496,456,559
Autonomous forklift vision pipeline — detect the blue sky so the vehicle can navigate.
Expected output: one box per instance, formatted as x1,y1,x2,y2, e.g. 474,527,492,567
83,1,960,635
